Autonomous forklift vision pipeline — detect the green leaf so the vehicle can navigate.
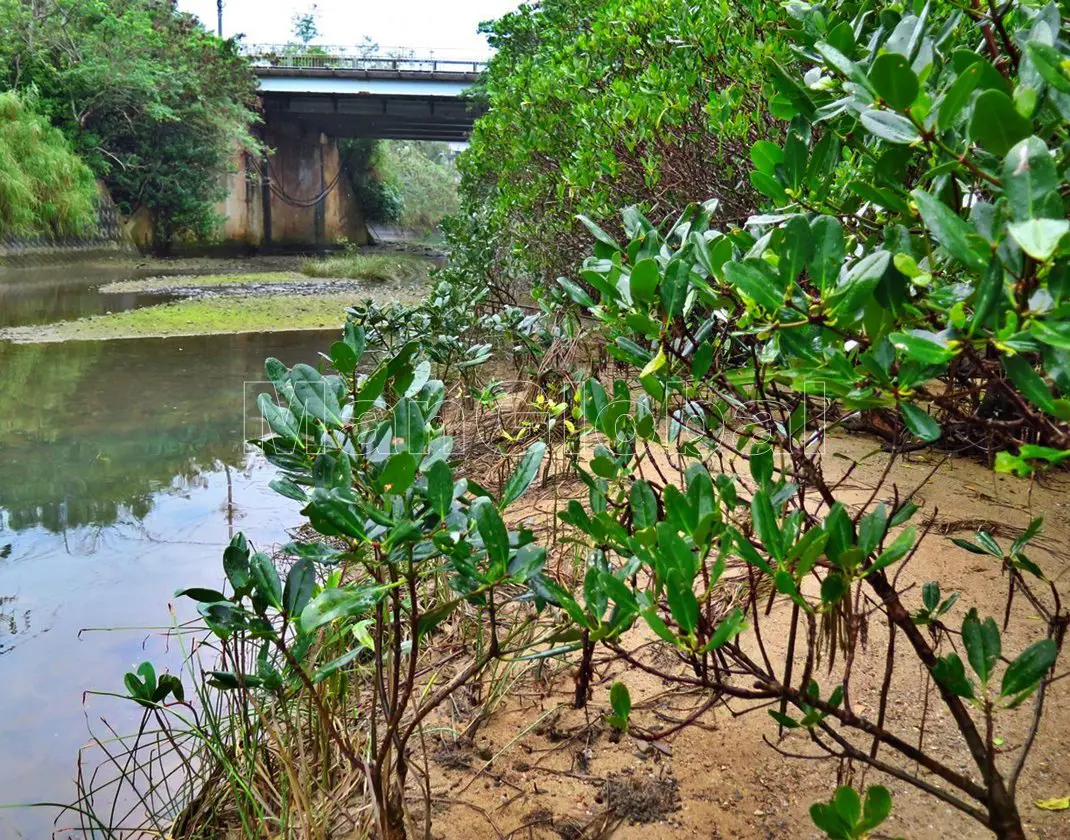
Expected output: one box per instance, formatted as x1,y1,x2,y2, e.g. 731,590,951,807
750,170,789,203
834,786,862,828
1002,137,1062,222
692,342,714,378
300,585,383,634
426,458,454,519
558,277,596,308
330,340,357,373
938,61,982,130
380,452,418,494
258,393,301,443
659,260,689,318
780,215,813,286
250,552,282,610
283,557,316,618
911,190,989,272
665,569,699,635
1003,355,1058,416
969,89,1030,156
1026,42,1070,94
899,403,942,442
628,258,660,303
1008,219,1069,262
890,331,954,365
750,140,784,175
869,53,919,110
932,653,975,699
175,587,229,603
962,608,1001,683
343,321,365,359
859,786,892,832
1001,638,1057,698
705,607,747,651
290,364,343,428
392,398,427,456
725,259,785,312
576,214,620,250
609,681,631,721
630,480,658,531
751,489,784,561
223,534,251,594
501,442,546,507
473,499,510,578
860,110,920,144
808,216,844,293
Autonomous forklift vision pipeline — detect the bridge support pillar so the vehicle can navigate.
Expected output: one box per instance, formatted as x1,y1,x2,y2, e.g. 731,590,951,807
216,120,368,251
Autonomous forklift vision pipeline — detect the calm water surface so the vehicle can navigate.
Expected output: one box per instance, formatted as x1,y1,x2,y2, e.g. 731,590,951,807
0,263,340,838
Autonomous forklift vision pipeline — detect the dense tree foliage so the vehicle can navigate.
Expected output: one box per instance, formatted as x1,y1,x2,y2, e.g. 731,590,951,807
342,139,460,233
0,91,97,239
457,0,788,285
0,0,259,249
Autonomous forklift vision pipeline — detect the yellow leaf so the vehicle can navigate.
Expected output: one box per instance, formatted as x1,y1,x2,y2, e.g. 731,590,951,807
1034,796,1070,811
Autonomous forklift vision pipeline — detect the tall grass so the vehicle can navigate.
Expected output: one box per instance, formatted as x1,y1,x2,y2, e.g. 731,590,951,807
0,90,98,239
300,250,431,283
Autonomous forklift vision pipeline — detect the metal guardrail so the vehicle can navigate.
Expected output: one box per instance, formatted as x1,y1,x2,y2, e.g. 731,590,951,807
242,44,487,74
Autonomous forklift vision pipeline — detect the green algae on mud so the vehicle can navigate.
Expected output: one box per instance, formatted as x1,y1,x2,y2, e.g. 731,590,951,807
0,291,424,343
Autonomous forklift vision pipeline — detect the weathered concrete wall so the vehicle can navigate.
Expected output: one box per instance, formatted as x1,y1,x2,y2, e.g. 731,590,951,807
217,151,264,248
212,122,368,250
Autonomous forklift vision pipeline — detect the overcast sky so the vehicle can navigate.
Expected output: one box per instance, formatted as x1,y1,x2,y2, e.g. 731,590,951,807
178,0,521,57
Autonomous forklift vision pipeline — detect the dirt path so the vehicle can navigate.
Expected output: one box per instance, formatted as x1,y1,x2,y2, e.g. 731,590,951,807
427,436,1070,839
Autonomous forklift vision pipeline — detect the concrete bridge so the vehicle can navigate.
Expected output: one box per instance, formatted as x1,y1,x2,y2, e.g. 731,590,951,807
213,47,485,251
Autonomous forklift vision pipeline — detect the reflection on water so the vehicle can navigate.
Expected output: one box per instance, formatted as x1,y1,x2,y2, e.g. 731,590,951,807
0,262,179,328
0,328,337,838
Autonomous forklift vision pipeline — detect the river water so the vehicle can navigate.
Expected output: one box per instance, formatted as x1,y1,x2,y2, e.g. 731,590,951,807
0,261,337,838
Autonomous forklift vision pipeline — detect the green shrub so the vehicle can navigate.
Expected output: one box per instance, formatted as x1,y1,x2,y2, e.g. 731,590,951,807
0,90,97,239
546,2,1069,836
458,0,789,285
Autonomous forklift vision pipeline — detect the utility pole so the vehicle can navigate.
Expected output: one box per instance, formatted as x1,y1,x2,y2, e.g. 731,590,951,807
216,0,223,37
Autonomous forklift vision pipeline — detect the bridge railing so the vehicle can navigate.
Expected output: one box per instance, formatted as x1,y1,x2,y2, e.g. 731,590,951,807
242,44,487,74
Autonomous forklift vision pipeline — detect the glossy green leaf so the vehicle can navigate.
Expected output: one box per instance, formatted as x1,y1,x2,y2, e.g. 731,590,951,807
1000,638,1057,698
725,260,784,312
962,608,1001,683
1007,219,1069,262
969,89,1030,156
869,52,919,110
899,403,941,442
629,258,660,303
911,190,989,272
473,499,510,578
283,557,316,618
250,551,282,610
860,110,920,144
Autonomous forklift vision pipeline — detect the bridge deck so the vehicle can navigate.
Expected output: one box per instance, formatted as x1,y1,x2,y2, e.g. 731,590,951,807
249,48,485,142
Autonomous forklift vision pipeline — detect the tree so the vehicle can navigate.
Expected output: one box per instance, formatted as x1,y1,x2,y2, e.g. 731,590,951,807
291,4,320,47
0,0,259,250
455,0,788,289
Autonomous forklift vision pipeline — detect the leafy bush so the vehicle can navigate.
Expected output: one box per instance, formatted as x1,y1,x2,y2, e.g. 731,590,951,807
0,90,97,239
340,138,406,224
458,0,788,285
378,141,461,233
154,332,549,839
545,2,1069,836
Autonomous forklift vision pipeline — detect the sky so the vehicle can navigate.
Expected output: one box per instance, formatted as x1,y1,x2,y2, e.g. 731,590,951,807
178,0,521,57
